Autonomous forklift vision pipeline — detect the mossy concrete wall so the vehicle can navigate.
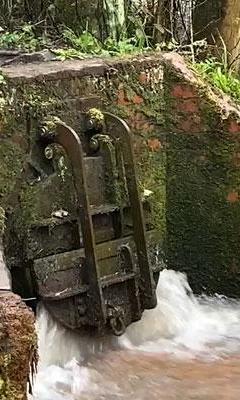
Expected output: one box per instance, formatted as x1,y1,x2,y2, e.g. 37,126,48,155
164,53,240,296
1,52,240,302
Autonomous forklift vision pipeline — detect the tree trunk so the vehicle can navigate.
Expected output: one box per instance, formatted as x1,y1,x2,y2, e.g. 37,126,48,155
148,0,170,44
219,0,240,71
193,0,240,72
102,0,126,40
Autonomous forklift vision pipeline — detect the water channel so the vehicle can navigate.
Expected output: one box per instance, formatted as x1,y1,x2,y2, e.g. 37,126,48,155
29,269,240,400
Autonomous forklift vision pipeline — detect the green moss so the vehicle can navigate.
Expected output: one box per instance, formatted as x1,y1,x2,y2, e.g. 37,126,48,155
0,376,5,395
88,108,104,122
15,168,75,235
166,130,240,296
0,141,25,205
138,143,166,239
17,185,41,229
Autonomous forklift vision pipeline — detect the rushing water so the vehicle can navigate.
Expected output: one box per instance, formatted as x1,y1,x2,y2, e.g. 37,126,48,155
30,269,240,400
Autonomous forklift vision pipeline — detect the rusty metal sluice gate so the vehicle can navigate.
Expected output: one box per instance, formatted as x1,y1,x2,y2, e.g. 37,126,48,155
13,109,163,336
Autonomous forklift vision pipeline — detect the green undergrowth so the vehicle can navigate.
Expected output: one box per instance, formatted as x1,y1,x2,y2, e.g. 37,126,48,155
0,24,49,52
194,58,240,103
0,25,180,61
53,33,147,60
0,22,204,61
0,23,150,60
59,28,147,58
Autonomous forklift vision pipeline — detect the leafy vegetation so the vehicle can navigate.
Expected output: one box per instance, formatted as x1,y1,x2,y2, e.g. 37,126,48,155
53,28,149,60
195,58,240,102
62,29,103,54
0,24,49,52
0,22,150,60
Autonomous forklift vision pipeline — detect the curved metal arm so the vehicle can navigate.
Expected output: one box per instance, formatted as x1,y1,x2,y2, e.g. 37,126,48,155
53,121,106,326
104,113,157,309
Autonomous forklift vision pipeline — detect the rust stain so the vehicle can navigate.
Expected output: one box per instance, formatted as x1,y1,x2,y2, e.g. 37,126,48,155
132,94,144,105
178,99,199,113
180,115,201,133
117,89,129,105
128,112,154,133
11,134,28,151
227,191,239,203
147,138,162,152
232,152,240,167
228,120,240,134
171,84,196,99
229,259,238,274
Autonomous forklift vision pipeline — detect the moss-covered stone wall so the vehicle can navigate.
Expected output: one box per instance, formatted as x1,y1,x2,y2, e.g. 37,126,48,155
164,53,240,296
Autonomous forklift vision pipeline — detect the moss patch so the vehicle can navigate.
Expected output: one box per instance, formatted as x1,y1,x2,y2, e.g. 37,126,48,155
167,130,240,295
0,141,25,206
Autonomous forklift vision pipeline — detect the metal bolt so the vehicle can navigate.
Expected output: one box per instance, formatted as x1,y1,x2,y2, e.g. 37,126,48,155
44,145,54,159
85,118,95,131
89,137,100,152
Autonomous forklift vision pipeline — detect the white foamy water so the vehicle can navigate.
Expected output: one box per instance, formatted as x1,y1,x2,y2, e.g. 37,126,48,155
120,270,240,358
30,269,240,400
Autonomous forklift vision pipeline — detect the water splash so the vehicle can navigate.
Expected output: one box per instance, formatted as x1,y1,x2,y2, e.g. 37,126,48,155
30,306,117,400
31,269,240,399
120,269,240,358
0,241,12,290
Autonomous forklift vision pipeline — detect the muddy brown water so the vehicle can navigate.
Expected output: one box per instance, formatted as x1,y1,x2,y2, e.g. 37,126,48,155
30,270,240,400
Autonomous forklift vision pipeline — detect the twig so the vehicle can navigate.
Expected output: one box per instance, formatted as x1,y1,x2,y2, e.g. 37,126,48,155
216,28,228,72
189,0,195,62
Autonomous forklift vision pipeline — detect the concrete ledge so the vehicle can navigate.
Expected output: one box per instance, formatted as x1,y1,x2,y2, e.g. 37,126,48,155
1,53,164,82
